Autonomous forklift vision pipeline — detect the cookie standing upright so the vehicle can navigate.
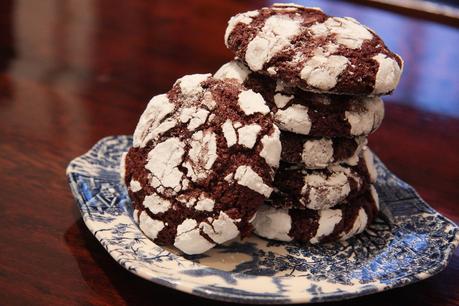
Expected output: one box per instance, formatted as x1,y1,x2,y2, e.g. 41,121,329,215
224,3,403,95
121,74,281,254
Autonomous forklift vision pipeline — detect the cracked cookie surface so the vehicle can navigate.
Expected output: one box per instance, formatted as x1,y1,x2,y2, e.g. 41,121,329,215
122,74,281,254
224,3,403,95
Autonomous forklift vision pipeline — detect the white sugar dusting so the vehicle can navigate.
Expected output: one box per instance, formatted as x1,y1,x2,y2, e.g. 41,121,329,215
222,119,237,147
225,10,259,46
273,93,293,108
146,138,185,193
310,209,343,243
345,97,384,136
174,219,215,255
214,61,250,83
195,195,215,212
300,55,349,90
184,130,217,182
253,205,293,241
302,170,351,210
238,124,262,149
245,15,302,71
301,138,334,169
260,126,281,168
275,104,311,135
372,53,402,94
310,17,373,49
176,74,211,97
143,193,172,214
200,211,240,244
238,90,270,115
133,94,175,148
129,179,142,192
139,212,165,240
234,165,272,197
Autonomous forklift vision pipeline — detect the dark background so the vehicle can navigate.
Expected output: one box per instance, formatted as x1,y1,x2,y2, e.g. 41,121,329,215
0,0,458,305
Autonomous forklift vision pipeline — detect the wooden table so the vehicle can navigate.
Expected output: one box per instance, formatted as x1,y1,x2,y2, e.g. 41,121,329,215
1,0,458,305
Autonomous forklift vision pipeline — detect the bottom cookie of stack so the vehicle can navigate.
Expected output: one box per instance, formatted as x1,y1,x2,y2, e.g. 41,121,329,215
253,186,379,243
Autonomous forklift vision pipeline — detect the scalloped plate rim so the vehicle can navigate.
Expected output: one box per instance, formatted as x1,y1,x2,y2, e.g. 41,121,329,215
66,135,459,304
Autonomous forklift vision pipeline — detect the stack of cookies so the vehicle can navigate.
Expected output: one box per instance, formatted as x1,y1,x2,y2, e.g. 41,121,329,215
121,3,403,254
218,3,402,243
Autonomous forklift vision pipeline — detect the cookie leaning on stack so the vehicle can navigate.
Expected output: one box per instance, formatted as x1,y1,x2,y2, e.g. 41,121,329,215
219,3,403,243
121,75,281,254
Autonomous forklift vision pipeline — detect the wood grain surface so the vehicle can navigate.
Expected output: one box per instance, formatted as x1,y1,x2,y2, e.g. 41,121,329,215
0,0,458,305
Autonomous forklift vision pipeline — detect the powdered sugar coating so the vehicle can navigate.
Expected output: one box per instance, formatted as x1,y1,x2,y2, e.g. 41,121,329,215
225,4,403,95
310,209,343,243
345,97,384,136
252,205,292,241
214,61,251,83
310,17,373,49
372,53,403,95
301,138,334,169
234,165,273,197
273,93,293,108
200,211,240,244
245,14,302,71
237,124,262,149
124,75,280,254
302,170,351,210
133,94,175,148
275,104,311,135
139,212,165,240
183,130,218,182
238,90,270,115
129,179,142,192
176,73,211,97
222,119,238,147
260,125,282,168
300,55,349,91
146,138,186,194
174,219,215,254
224,10,259,47
143,194,172,214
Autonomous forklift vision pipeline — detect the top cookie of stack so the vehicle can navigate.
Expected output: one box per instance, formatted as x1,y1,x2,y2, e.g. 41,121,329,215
224,3,403,96
217,3,403,242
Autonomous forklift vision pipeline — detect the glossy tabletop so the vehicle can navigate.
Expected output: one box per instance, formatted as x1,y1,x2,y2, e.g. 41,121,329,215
0,0,458,305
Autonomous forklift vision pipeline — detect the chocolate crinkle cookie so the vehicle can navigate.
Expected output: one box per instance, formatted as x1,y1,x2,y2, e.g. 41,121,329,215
253,185,379,243
224,3,403,95
215,60,385,138
121,74,281,254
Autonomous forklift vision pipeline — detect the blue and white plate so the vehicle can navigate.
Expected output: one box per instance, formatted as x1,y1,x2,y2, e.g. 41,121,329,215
66,136,458,304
